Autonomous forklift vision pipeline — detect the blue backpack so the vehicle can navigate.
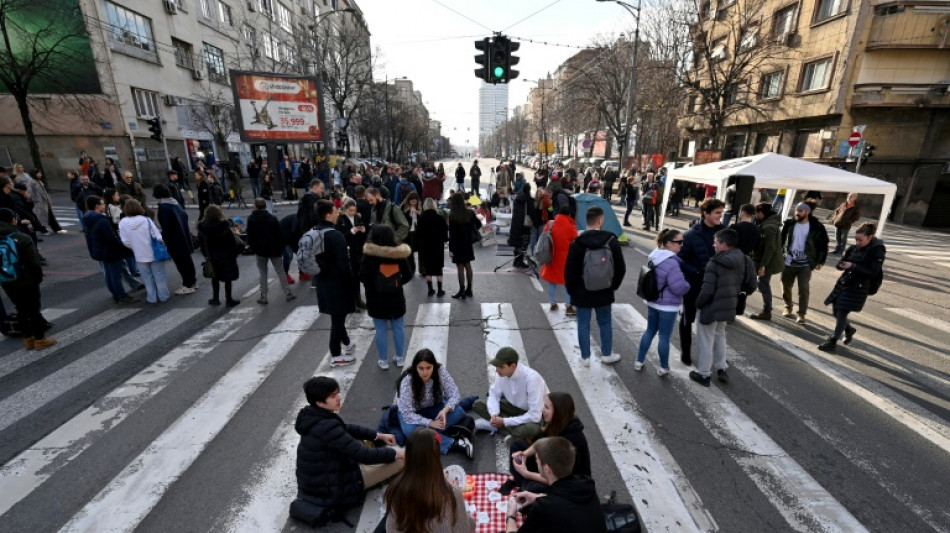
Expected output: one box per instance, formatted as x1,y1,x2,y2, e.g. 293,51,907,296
0,233,22,283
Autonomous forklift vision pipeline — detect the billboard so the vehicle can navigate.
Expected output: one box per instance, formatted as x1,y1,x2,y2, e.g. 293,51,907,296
230,71,322,142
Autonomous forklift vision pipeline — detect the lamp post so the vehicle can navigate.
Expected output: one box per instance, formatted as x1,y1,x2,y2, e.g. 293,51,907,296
310,7,355,162
597,0,641,171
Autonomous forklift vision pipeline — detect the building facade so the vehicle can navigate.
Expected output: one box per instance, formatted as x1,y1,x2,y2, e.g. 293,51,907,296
478,81,508,154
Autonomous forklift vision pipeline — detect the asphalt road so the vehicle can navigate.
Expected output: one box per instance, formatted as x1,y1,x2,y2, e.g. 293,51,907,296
0,158,947,533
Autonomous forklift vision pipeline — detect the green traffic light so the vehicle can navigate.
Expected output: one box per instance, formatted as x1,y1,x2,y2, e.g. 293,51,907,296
493,66,505,78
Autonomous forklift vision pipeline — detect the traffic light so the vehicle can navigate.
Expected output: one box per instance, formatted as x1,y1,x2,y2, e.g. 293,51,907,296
474,38,490,82
862,143,875,160
146,116,163,142
490,37,507,82
505,38,520,83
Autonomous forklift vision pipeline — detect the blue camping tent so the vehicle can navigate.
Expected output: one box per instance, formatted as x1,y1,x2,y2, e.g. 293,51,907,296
572,193,628,243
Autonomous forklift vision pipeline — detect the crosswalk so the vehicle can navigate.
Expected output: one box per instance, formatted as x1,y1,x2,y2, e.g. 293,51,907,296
1,292,948,532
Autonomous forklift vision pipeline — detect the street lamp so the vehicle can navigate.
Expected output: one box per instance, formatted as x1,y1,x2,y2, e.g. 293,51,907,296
309,7,356,161
597,0,641,171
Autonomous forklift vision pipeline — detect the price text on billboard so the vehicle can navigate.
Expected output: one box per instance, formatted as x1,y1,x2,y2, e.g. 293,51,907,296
230,71,322,142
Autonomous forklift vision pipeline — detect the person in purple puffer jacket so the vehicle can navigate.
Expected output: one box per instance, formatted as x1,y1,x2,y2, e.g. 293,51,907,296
635,229,691,376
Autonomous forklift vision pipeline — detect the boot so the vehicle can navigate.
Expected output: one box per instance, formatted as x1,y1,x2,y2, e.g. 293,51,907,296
33,338,57,350
464,285,473,298
843,326,856,345
451,289,466,300
23,337,35,350
749,310,771,321
817,337,837,352
437,282,445,297
427,280,435,297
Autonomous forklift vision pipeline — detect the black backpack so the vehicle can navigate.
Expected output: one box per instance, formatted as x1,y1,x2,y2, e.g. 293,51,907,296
376,262,402,293
602,490,641,532
636,261,664,302
288,493,353,528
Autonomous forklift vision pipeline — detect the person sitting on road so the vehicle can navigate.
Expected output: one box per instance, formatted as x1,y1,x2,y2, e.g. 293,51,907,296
395,349,474,458
294,376,404,517
504,436,606,533
472,347,549,442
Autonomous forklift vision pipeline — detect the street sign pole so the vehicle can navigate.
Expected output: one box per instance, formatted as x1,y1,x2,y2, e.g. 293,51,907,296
855,140,865,175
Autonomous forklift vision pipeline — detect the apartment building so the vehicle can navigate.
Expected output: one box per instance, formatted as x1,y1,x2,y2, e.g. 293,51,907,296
678,0,950,227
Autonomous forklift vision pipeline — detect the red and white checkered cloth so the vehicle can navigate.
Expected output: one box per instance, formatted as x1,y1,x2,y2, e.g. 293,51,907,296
464,472,523,533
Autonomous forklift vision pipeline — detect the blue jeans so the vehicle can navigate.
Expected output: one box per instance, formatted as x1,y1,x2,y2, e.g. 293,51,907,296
398,401,467,454
373,316,405,363
101,260,129,301
282,245,294,276
834,227,849,253
529,225,543,255
249,178,261,199
636,307,678,369
576,305,612,360
547,282,570,305
138,261,170,303
76,208,86,232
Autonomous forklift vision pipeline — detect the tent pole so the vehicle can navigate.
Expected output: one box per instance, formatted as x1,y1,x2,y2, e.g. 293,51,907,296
781,189,797,221
657,176,674,230
878,191,893,237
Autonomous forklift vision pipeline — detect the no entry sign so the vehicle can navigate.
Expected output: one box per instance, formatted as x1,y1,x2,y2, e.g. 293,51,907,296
848,131,862,147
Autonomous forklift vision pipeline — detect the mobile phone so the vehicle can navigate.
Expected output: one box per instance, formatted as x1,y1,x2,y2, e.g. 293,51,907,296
514,456,523,465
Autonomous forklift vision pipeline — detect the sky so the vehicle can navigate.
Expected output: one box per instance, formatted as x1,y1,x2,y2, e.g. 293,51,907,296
358,0,635,151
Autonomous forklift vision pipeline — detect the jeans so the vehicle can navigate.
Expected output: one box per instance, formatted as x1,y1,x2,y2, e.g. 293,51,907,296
781,265,812,316
138,261,170,303
623,201,636,224
834,227,849,253
758,273,773,312
101,260,130,301
642,201,654,230
282,246,294,275
3,283,45,339
256,255,289,297
329,313,350,357
636,307,678,369
576,305,613,360
529,225,543,255
398,401,466,454
120,258,140,291
696,320,728,378
547,282,570,305
372,316,406,363
125,256,140,276
76,207,86,232
249,178,261,200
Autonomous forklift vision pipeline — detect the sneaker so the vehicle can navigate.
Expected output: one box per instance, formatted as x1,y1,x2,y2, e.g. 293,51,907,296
634,361,644,371
377,359,390,370
749,310,771,321
474,418,494,432
456,437,474,459
817,338,837,352
782,308,795,318
656,367,670,377
580,357,590,367
286,274,296,285
226,299,241,307
394,357,405,367
843,326,856,345
689,371,711,387
549,303,559,311
174,286,196,295
343,342,357,356
796,314,806,325
601,353,622,365
503,435,513,449
119,297,141,305
285,292,297,302
257,296,269,305
331,355,356,367
33,338,57,350
717,369,730,383
565,305,576,316
56,230,68,234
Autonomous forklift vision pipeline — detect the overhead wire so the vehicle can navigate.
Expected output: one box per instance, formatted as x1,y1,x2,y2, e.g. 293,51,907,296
501,0,564,32
428,0,495,32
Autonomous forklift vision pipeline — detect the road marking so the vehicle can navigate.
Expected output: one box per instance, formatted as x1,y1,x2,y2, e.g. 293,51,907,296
530,275,543,292
482,303,530,474
541,304,716,533
0,307,261,517
936,262,950,269
224,313,375,533
59,307,320,533
613,304,867,532
738,316,950,455
40,308,78,322
0,308,200,433
0,308,140,379
885,308,950,332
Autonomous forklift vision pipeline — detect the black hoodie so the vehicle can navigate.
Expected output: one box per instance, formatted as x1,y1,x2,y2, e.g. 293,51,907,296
518,475,606,533
564,229,626,308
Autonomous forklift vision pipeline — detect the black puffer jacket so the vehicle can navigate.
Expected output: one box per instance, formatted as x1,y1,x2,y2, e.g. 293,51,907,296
246,208,285,257
295,405,396,506
678,220,722,300
564,229,626,308
696,247,756,325
826,238,886,313
359,242,413,320
314,221,355,316
198,218,240,281
518,475,606,533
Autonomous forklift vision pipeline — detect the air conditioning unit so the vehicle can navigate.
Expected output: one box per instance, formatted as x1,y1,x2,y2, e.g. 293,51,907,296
163,0,178,14
247,1,256,12
253,48,262,58
164,94,178,106
784,32,800,46
192,68,204,80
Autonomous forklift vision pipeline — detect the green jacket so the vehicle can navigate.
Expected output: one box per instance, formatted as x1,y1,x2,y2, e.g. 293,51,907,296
752,213,784,275
0,221,43,286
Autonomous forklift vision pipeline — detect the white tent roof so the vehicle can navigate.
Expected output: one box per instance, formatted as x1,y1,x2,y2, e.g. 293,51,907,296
662,153,898,235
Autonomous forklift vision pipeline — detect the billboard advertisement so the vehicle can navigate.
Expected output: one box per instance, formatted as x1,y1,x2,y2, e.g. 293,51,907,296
230,71,322,142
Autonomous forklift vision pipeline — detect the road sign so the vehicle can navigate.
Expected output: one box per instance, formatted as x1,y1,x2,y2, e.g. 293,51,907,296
848,131,862,147
582,139,591,149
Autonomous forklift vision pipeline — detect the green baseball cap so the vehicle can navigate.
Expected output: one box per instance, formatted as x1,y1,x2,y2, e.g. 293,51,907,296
489,347,520,367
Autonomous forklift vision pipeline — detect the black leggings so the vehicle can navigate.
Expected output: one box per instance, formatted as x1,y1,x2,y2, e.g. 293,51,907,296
456,263,473,290
330,313,350,357
211,279,233,301
832,305,852,340
679,296,698,361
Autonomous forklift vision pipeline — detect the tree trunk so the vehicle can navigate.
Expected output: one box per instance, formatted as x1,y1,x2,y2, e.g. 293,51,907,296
14,92,45,178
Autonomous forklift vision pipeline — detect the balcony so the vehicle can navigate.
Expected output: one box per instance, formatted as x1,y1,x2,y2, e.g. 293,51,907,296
866,4,950,50
851,83,950,107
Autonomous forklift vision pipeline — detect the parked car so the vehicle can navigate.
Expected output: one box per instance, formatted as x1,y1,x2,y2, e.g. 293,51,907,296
600,160,620,172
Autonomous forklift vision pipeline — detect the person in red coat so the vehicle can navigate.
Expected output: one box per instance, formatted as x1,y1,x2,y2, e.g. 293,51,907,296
420,168,445,202
540,205,578,315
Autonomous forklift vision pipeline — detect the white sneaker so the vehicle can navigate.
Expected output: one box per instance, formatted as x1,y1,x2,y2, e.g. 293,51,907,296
377,359,390,370
331,355,356,367
474,418,493,432
394,357,405,367
580,357,590,367
601,353,622,365
175,286,196,295
656,367,670,377
343,342,356,356
634,361,644,371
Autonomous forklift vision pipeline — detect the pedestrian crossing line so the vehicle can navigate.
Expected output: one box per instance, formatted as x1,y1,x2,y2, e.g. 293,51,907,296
738,316,950,455
612,305,868,532
355,304,454,532
224,313,376,533
39,308,79,322
0,307,261,518
936,262,950,269
482,303,531,474
0,308,199,434
59,306,320,533
541,304,717,533
0,308,140,380
885,307,950,333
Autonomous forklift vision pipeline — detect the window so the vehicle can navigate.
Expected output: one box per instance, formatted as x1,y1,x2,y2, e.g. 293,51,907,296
202,43,227,84
132,88,160,118
104,2,155,53
261,33,280,60
710,37,727,61
724,82,744,105
280,42,296,66
199,0,213,19
172,38,195,69
814,0,846,22
259,0,274,19
739,24,759,51
800,57,832,92
242,24,256,43
760,71,783,98
218,2,233,26
772,5,797,39
276,2,292,32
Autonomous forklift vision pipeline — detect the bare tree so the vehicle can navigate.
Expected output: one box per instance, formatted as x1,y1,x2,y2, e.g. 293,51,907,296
0,0,106,173
187,86,237,160
315,18,374,156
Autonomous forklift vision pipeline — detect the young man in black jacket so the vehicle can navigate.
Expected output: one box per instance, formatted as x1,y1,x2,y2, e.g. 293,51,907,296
295,376,403,514
505,436,605,533
247,198,295,304
0,208,56,350
677,198,725,366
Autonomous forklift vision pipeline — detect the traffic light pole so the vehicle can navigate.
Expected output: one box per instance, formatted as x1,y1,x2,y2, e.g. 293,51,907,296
855,140,864,175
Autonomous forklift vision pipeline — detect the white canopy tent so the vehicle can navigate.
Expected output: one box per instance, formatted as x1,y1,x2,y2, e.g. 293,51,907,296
660,153,898,236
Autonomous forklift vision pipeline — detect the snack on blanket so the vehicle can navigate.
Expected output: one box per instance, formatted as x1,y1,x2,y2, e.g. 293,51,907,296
462,475,476,498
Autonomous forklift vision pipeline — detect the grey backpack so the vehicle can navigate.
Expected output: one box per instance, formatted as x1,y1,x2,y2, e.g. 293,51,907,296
583,236,614,291
534,222,555,265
